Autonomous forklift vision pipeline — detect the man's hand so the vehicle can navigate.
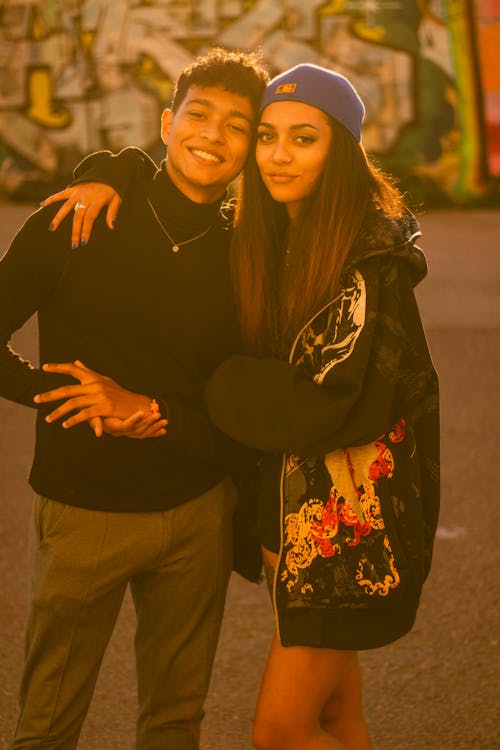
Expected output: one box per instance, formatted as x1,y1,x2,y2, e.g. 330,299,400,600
34,361,167,438
102,412,168,439
41,183,122,248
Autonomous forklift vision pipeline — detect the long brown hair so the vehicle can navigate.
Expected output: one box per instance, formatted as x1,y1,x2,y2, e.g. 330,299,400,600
231,118,405,356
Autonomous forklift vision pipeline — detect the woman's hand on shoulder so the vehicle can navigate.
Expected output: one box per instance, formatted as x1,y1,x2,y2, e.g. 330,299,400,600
41,182,122,249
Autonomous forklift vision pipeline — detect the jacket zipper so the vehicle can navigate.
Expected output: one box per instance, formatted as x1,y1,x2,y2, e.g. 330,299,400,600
272,295,340,644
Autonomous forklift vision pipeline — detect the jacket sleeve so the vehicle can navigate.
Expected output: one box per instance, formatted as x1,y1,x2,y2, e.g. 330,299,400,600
0,208,76,406
72,147,158,196
205,262,404,457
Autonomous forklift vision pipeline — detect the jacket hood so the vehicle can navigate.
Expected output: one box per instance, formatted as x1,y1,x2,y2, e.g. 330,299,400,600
348,209,427,287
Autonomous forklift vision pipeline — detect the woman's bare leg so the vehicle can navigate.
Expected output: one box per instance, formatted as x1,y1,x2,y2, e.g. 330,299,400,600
253,548,372,750
320,654,372,749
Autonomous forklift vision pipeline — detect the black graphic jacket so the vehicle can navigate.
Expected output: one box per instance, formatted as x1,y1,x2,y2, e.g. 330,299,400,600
205,210,440,650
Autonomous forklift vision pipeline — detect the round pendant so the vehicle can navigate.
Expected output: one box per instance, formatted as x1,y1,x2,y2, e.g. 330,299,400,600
172,245,180,253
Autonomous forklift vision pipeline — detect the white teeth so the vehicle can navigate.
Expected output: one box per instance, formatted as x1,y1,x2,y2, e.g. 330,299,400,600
191,149,221,163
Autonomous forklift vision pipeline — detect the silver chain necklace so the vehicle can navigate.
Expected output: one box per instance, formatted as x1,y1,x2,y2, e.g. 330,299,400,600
147,197,215,253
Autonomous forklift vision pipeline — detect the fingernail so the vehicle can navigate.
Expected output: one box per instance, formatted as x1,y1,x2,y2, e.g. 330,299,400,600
45,416,52,423
34,395,40,403
111,221,116,229
39,200,45,206
71,241,78,250
80,238,87,246
48,223,54,231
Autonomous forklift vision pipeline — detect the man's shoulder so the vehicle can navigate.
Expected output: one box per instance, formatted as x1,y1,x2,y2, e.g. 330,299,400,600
9,203,71,253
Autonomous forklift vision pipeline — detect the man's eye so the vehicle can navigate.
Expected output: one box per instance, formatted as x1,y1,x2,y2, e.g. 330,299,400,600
189,111,206,119
229,123,248,135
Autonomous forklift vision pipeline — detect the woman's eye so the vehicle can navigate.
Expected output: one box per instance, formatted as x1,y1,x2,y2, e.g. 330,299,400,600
257,131,273,143
296,135,315,144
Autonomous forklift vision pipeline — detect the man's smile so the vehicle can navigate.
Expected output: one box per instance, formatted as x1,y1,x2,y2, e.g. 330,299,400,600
189,148,224,164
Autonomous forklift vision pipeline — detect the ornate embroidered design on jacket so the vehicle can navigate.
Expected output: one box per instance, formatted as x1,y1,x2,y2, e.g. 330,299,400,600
282,418,408,601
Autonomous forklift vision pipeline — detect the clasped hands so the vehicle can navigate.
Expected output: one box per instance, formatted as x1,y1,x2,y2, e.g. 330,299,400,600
34,360,167,439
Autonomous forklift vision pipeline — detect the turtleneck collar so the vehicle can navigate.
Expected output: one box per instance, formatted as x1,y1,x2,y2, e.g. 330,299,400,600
147,161,226,239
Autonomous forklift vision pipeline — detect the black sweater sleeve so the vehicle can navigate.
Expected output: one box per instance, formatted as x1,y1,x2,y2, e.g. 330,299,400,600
72,147,158,196
0,207,77,406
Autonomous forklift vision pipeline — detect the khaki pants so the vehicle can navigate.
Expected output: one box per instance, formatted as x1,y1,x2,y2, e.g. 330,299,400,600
13,479,235,750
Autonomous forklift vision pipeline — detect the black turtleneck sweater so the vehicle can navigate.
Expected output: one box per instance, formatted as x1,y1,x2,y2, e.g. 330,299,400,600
0,163,250,511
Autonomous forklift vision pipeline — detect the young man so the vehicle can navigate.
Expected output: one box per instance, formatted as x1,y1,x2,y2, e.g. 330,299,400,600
0,48,268,750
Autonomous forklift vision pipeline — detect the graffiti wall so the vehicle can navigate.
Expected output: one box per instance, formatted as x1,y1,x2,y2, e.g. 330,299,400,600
0,0,498,204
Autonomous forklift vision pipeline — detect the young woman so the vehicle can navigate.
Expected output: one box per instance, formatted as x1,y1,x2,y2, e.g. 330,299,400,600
38,64,439,750
202,64,440,750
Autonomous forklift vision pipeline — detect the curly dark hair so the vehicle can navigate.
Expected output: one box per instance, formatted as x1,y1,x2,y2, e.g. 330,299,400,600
171,47,269,117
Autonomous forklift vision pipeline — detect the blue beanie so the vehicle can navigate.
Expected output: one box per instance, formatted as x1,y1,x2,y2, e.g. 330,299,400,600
258,64,365,142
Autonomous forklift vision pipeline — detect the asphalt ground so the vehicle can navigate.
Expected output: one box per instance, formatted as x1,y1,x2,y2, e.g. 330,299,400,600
0,204,499,749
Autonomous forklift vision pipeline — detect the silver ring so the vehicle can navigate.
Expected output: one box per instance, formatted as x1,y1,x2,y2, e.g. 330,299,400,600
74,201,87,211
